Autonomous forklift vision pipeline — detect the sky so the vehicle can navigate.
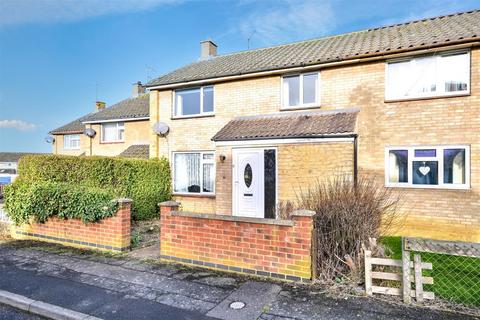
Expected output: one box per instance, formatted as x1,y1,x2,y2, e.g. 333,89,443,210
0,0,478,153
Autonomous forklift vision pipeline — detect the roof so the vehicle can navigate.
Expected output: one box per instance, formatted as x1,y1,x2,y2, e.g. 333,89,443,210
147,10,480,87
50,113,93,135
83,94,149,123
212,108,359,142
0,152,47,163
118,144,150,159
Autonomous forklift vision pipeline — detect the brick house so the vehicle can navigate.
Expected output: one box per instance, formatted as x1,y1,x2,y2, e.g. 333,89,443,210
147,10,480,243
50,82,150,159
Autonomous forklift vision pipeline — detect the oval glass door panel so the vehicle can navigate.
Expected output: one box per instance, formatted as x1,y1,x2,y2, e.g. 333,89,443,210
244,164,253,187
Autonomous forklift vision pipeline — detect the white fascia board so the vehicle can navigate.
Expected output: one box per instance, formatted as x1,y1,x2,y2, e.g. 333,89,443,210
82,117,149,124
215,137,354,147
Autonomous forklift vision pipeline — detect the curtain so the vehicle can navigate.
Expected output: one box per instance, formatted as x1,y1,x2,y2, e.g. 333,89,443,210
174,153,200,193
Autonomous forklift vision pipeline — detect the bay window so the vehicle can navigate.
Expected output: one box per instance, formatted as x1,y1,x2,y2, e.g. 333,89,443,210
282,72,320,109
173,152,215,194
174,86,214,117
386,145,469,189
385,51,470,100
101,122,124,143
63,134,80,150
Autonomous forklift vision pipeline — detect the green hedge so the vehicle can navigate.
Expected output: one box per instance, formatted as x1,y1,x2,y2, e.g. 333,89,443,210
13,154,171,220
4,181,118,225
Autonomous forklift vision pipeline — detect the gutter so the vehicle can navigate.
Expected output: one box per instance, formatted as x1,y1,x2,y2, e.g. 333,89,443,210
82,116,150,124
147,40,480,90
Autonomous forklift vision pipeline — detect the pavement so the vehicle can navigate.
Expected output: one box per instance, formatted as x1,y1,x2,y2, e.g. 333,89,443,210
0,240,475,320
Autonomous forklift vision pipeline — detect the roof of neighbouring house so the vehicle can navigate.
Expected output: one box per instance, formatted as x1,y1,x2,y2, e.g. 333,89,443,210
0,152,47,163
146,10,480,87
212,108,359,141
82,94,149,123
118,144,150,159
50,113,93,135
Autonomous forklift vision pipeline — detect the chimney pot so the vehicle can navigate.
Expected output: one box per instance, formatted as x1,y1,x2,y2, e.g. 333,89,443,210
200,40,217,60
95,101,106,111
132,81,145,98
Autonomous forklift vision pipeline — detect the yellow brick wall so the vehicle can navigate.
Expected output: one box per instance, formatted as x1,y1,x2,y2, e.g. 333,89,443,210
151,47,480,242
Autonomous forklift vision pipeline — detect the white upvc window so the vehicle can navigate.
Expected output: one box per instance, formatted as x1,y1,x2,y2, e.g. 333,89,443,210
282,72,320,109
101,122,125,143
174,86,214,118
385,50,470,100
173,151,215,195
385,145,470,189
63,134,80,150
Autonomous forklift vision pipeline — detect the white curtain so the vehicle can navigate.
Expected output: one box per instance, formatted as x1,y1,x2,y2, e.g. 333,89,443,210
440,53,469,92
174,153,200,192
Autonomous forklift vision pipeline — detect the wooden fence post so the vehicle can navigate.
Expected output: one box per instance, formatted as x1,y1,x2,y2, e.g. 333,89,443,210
414,254,424,302
364,250,372,296
402,238,412,303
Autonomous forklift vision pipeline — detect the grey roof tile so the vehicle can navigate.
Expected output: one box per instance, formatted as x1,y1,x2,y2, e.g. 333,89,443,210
83,94,149,123
147,10,480,87
212,108,359,141
50,113,93,135
0,152,47,163
118,144,150,159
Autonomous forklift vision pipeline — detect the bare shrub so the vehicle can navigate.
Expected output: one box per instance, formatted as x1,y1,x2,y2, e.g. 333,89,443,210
277,200,295,220
296,174,403,281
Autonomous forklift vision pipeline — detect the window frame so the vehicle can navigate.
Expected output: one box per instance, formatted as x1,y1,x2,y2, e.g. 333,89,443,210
173,86,215,119
281,72,321,110
172,151,216,196
63,134,81,150
385,145,470,190
385,50,471,101
101,122,125,143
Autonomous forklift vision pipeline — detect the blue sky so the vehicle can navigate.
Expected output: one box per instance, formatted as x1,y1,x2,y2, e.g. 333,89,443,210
0,0,478,152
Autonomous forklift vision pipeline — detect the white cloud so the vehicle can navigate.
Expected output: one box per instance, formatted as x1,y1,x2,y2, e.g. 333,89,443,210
0,120,38,131
0,0,181,26
239,0,335,45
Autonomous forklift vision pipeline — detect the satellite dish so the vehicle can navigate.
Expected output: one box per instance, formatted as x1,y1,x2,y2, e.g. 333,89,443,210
153,122,170,136
84,128,96,138
45,136,55,144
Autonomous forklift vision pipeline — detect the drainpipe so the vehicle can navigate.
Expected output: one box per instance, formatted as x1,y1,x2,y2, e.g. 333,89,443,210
353,135,358,187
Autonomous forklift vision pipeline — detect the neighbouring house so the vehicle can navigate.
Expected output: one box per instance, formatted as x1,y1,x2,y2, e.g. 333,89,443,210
50,82,150,159
147,10,480,243
0,152,43,198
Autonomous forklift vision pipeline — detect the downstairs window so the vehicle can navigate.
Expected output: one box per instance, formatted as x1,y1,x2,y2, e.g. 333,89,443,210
173,152,215,194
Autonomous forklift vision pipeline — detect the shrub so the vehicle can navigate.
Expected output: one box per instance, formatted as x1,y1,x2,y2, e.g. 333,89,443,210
14,154,171,220
296,174,402,281
4,181,117,225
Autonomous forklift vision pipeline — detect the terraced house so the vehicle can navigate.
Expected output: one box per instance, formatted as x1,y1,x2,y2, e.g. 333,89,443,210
147,10,480,242
50,82,150,159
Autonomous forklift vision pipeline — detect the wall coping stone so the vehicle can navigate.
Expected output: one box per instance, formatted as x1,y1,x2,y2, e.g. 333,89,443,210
116,198,132,204
159,201,181,207
290,209,316,217
171,211,295,226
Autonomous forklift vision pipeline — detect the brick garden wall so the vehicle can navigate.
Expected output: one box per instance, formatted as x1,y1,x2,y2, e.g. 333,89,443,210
11,199,131,252
159,201,314,281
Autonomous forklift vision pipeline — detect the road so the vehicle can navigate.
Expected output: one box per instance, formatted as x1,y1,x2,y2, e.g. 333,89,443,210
0,303,44,320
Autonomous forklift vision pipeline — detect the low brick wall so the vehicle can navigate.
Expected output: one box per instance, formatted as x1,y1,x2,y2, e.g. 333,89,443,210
159,201,314,282
11,199,131,252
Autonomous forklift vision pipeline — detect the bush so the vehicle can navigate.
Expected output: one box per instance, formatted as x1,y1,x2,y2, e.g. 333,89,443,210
296,174,402,281
14,154,171,220
4,181,117,225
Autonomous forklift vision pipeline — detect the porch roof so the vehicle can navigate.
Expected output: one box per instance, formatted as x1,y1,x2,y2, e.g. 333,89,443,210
212,108,358,142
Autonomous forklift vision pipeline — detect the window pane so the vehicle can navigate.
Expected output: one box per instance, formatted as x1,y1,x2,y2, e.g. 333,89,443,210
203,86,214,113
414,149,436,157
174,153,201,193
440,53,469,93
444,149,466,184
303,73,317,104
103,124,117,142
283,76,300,107
176,88,201,116
387,61,411,99
411,56,437,96
203,153,214,160
388,150,408,183
202,163,214,193
264,149,276,219
413,161,438,185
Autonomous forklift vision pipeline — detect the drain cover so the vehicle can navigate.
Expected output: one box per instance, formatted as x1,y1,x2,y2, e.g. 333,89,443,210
229,301,246,310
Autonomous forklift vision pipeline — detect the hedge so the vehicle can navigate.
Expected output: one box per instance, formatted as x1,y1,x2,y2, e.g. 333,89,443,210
13,154,171,220
4,181,118,225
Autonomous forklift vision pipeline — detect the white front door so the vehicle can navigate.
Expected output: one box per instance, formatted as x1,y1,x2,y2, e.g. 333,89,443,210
233,149,264,218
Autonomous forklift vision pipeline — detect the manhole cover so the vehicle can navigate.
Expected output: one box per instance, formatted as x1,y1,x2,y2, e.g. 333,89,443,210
229,301,246,310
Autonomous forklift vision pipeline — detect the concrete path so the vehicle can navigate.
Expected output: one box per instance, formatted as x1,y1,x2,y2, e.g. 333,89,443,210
0,241,473,320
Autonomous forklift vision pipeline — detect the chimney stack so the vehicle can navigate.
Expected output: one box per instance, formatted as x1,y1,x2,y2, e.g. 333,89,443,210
132,81,145,98
95,101,106,111
200,40,217,60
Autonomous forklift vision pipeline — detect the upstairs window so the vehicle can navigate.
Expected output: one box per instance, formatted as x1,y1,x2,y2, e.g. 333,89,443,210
386,51,470,100
386,145,470,189
101,122,125,143
173,152,215,194
63,134,80,150
282,72,320,109
174,86,214,117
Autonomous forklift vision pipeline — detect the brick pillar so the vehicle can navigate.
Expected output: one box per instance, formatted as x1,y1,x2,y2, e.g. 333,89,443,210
158,201,181,257
117,198,132,249
290,209,316,280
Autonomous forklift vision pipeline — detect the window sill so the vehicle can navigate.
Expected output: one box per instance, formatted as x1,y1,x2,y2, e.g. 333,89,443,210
280,105,321,111
384,92,470,103
385,184,470,190
100,141,125,144
173,193,216,199
171,114,215,120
